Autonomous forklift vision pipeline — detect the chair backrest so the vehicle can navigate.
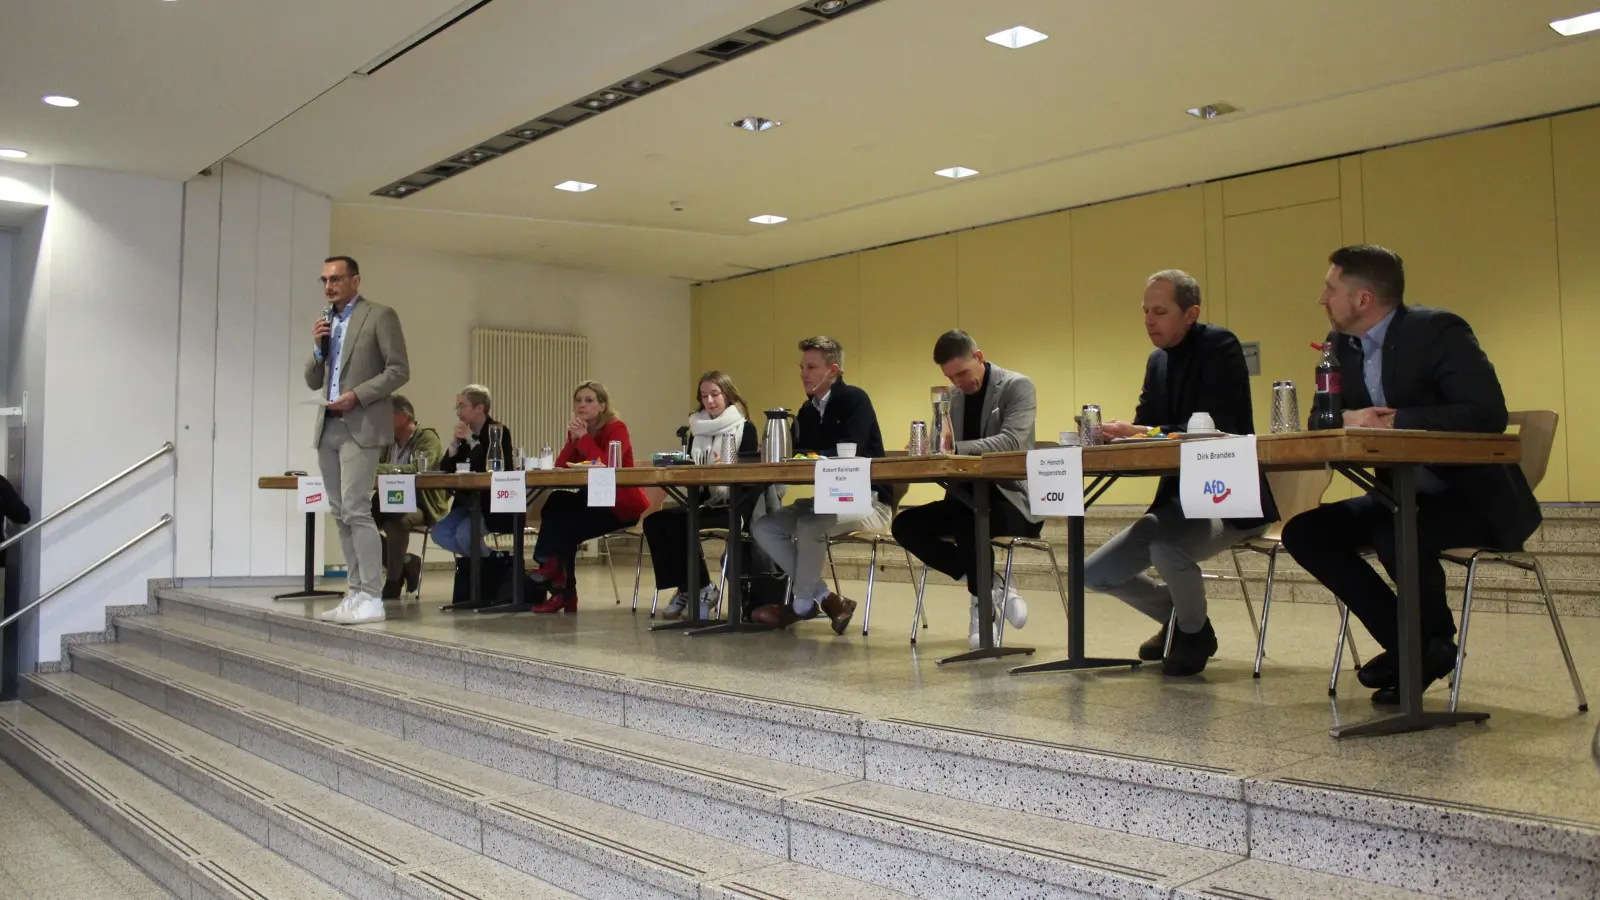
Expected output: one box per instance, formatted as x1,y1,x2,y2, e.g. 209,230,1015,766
1508,410,1558,491
1265,467,1333,522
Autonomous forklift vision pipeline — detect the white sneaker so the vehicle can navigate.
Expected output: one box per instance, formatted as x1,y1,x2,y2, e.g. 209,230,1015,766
993,583,1028,629
319,594,355,622
698,583,721,619
966,597,1000,649
334,592,386,625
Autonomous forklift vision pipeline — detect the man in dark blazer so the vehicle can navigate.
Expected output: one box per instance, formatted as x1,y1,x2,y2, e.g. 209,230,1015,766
892,330,1040,648
751,336,891,635
1282,244,1538,703
1089,270,1279,675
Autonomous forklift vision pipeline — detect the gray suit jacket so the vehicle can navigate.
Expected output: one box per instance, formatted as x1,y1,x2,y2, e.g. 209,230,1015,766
304,296,410,449
948,363,1037,522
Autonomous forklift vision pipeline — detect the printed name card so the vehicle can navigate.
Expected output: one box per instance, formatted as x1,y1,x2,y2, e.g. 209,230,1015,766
490,471,526,514
814,458,872,515
378,474,417,513
297,476,329,513
587,466,617,507
1179,436,1263,519
1026,448,1085,517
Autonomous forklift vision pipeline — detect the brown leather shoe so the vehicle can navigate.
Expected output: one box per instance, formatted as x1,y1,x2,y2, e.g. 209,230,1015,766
750,604,800,628
819,593,857,635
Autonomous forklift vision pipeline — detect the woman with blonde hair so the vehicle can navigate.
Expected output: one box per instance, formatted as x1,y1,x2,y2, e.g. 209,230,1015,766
643,371,758,618
525,380,648,613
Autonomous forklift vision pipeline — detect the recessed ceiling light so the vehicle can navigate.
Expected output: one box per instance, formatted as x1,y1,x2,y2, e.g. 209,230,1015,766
934,166,979,179
815,0,847,13
622,79,651,92
0,149,28,159
42,95,79,108
985,26,1048,49
731,117,782,132
554,181,597,192
1551,11,1600,35
1186,102,1239,119
749,215,787,225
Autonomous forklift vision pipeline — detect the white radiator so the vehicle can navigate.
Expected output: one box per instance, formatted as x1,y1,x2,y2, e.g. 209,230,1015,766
471,328,589,457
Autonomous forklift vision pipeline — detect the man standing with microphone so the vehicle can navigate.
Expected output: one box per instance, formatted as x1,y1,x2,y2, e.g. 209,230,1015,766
306,256,410,625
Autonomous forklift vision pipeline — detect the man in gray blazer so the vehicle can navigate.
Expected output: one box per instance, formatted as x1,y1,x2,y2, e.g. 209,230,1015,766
891,330,1040,648
305,256,410,625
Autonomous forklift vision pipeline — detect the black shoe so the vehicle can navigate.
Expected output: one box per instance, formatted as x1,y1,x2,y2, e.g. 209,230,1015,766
1161,619,1218,676
1138,625,1169,662
1356,650,1397,690
1370,638,1459,705
403,554,422,595
381,578,403,601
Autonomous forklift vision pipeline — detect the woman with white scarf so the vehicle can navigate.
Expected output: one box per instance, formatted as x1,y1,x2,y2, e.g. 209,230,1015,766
643,371,758,619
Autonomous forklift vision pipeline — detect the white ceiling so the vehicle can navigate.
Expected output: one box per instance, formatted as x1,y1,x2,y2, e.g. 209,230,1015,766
5,0,1600,281
0,0,474,178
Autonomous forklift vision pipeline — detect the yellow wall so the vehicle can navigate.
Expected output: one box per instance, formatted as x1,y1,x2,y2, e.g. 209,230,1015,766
693,108,1596,500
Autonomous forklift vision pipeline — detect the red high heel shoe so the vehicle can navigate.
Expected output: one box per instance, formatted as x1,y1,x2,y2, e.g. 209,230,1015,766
528,556,567,589
531,588,577,615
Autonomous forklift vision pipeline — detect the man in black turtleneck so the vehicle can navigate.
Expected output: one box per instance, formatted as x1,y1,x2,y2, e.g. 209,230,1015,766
1088,270,1278,676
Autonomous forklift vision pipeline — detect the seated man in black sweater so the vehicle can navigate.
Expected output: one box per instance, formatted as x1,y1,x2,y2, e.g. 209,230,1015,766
1282,244,1539,704
1089,270,1278,675
751,336,891,634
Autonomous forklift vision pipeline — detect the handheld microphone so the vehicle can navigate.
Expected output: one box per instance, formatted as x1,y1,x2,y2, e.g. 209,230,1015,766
320,304,334,359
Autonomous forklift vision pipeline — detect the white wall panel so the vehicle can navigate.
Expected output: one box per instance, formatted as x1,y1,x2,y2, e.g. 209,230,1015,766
288,187,332,576
248,175,293,574
174,175,220,577
36,166,180,660
210,163,260,576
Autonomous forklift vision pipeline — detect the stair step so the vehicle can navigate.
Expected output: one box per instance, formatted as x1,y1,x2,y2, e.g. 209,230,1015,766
789,778,1239,897
0,701,343,900
1173,858,1435,900
19,670,700,900
141,587,1600,900
111,614,860,855
72,616,1350,900
45,650,816,899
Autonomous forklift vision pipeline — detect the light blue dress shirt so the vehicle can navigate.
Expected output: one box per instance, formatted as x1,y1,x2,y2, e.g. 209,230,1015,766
1359,307,1398,407
313,297,359,401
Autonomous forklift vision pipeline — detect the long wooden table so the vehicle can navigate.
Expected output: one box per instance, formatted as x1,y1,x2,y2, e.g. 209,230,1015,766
980,428,1522,738
260,457,1018,662
259,429,1520,736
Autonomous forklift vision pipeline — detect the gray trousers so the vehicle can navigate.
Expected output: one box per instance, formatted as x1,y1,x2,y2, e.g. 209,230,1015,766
752,498,891,605
1084,501,1266,633
318,419,384,596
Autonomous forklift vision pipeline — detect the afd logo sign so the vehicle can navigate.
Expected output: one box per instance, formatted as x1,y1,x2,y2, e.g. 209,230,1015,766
1203,480,1231,504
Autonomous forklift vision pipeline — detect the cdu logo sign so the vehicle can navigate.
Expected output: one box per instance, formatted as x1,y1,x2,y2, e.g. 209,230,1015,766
1203,479,1231,504
1039,491,1066,502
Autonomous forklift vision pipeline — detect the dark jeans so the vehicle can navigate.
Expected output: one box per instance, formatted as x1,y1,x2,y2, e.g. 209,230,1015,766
891,486,1043,590
1281,488,1493,652
643,504,715,594
533,490,636,586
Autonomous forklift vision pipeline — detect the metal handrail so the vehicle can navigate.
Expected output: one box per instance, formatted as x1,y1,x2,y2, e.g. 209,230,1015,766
0,441,174,553
0,514,171,630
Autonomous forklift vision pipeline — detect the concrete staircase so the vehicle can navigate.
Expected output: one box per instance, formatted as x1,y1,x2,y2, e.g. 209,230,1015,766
0,586,1595,898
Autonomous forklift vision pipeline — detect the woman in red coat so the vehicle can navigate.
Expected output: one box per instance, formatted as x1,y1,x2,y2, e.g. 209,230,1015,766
527,380,649,613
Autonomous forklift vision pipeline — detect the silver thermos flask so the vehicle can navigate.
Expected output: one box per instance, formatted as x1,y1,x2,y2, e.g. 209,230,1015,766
931,387,953,454
762,408,792,463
